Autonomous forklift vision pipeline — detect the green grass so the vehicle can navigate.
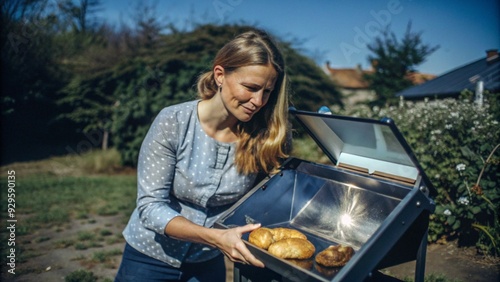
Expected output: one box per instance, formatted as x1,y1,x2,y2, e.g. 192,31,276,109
0,150,136,277
91,249,123,263
1,169,134,264
99,229,113,237
52,227,125,250
6,174,136,232
65,269,98,282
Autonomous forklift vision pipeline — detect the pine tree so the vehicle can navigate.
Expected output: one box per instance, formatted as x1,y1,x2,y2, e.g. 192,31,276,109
364,22,439,106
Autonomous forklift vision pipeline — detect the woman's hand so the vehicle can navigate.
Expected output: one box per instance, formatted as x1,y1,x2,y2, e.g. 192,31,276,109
164,217,264,267
214,223,265,268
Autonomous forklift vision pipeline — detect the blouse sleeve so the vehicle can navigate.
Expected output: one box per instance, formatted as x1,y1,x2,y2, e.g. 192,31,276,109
135,108,181,235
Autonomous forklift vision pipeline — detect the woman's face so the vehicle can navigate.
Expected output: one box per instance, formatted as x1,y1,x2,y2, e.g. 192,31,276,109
216,64,277,122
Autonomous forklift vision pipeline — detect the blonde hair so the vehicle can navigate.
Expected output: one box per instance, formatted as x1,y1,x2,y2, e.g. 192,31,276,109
197,29,290,175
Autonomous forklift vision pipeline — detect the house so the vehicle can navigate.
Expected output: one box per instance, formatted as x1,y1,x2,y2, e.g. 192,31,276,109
324,62,375,106
325,61,435,105
396,49,500,99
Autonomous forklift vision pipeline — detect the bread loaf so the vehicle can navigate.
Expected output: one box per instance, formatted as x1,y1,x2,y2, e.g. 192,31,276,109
270,227,307,241
248,227,315,259
268,238,316,259
315,245,354,267
248,227,274,249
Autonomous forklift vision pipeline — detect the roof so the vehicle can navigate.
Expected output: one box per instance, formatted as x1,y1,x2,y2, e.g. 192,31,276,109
405,72,437,85
327,67,372,89
396,53,500,99
325,63,435,90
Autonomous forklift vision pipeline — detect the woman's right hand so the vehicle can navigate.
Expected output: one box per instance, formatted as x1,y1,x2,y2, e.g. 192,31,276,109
213,223,265,268
164,217,264,267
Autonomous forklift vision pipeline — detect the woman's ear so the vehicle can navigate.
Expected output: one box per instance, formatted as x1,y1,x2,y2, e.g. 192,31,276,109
213,65,224,86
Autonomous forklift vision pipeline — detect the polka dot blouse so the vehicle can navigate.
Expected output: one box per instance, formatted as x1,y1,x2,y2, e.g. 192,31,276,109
122,100,258,267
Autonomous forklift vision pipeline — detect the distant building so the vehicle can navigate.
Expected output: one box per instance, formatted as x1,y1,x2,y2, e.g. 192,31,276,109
396,49,500,99
325,61,435,105
324,62,375,106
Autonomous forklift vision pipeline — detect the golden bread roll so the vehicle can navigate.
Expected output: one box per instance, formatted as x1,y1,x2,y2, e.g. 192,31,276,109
268,238,316,259
270,227,307,241
248,227,308,250
248,227,274,249
315,245,354,267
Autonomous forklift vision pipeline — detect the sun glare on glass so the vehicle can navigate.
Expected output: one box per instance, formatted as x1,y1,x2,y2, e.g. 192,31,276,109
340,213,353,227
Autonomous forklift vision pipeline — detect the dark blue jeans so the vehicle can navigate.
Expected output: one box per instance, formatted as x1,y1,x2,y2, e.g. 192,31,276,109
115,243,226,282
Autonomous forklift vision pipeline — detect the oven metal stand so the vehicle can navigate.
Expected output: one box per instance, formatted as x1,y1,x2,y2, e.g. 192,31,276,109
233,263,285,282
414,229,428,282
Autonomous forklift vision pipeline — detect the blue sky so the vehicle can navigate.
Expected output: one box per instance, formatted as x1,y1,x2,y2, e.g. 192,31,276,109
97,0,500,76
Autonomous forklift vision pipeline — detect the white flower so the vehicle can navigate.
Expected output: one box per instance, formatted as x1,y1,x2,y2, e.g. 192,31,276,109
456,164,466,171
445,124,452,129
458,197,469,205
443,209,452,216
432,129,442,135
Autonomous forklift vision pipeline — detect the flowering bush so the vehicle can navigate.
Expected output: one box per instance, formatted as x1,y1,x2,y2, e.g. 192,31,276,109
329,92,500,256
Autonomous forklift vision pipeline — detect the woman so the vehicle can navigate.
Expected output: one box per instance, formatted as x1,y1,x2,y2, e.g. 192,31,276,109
115,29,290,281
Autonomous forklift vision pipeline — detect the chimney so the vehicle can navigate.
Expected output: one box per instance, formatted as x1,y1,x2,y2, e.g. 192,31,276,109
356,64,363,73
326,61,331,69
324,61,334,75
486,49,498,62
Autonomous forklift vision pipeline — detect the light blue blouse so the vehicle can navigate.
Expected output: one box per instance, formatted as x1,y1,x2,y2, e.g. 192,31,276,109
122,100,258,267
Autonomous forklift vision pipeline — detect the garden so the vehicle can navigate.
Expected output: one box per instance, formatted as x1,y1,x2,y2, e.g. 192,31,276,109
2,2,498,279
1,92,498,282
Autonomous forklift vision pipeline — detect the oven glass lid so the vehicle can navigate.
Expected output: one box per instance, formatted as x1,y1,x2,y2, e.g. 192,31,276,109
290,107,435,195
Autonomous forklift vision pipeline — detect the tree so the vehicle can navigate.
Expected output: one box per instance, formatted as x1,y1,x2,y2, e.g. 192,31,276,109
1,0,74,164
58,73,116,150
56,0,101,33
59,24,342,165
364,22,439,105
130,0,167,50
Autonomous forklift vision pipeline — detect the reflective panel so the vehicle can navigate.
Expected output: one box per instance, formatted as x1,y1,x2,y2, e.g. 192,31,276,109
291,179,400,249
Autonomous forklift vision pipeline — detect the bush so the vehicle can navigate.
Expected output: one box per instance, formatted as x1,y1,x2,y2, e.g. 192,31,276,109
314,92,499,256
61,24,342,166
